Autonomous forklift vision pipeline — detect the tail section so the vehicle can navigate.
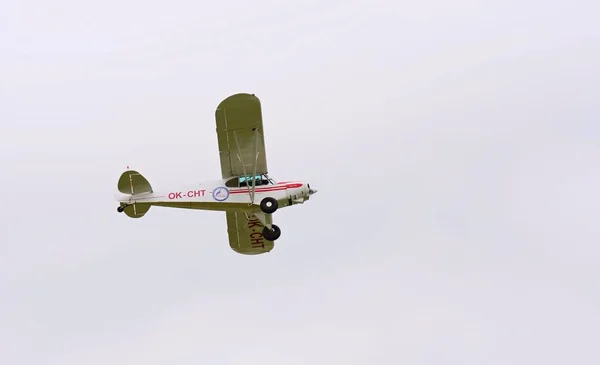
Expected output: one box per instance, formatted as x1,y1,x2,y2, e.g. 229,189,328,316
116,170,153,218
117,170,152,195
119,202,151,218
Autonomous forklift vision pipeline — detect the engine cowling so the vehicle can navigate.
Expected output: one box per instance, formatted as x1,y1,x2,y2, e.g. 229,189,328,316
285,182,312,205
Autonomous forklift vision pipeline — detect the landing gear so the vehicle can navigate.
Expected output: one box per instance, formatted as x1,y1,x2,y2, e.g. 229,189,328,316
262,224,281,241
254,200,280,240
260,197,278,214
117,205,127,213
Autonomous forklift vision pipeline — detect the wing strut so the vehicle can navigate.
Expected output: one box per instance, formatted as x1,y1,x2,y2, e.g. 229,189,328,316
233,128,261,204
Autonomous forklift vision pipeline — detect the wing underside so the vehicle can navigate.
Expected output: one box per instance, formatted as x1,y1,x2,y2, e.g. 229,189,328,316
225,211,274,254
215,93,268,179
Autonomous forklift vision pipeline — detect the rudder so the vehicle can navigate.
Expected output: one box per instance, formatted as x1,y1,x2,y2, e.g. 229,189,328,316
117,170,153,195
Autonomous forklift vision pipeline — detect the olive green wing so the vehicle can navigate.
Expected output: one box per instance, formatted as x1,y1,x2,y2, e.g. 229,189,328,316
215,93,268,179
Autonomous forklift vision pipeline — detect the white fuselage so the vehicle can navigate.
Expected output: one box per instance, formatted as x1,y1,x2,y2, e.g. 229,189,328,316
115,179,312,213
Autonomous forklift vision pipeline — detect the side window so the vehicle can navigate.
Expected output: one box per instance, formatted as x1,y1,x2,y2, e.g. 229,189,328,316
257,175,269,186
225,178,239,187
236,175,271,187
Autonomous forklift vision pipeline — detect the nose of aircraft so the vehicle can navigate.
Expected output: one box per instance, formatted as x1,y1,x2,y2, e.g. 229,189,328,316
309,187,318,195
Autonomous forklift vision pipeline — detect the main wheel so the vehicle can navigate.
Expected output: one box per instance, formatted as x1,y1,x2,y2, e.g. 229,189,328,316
262,224,281,241
260,197,278,214
117,206,125,213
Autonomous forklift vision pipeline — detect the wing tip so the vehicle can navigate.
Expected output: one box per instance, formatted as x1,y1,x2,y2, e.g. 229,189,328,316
217,93,260,109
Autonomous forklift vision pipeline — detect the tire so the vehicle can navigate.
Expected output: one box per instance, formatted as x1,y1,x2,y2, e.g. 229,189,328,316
262,224,281,241
260,197,278,214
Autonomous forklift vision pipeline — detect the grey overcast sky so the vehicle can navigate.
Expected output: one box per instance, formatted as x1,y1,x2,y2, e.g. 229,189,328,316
1,0,599,364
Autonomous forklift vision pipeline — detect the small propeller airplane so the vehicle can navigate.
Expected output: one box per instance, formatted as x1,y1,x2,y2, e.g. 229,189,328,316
114,93,318,255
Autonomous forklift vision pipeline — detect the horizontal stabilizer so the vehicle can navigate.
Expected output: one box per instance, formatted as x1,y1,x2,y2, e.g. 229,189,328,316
117,170,152,195
120,202,151,218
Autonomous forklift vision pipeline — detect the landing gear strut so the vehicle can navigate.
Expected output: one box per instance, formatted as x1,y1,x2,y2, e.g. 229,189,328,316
117,205,127,213
262,224,281,241
254,198,280,240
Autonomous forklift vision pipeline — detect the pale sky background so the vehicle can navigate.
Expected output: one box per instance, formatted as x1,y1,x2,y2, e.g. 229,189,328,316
1,0,599,364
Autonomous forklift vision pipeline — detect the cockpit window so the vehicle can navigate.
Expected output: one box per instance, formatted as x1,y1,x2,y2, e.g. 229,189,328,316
225,177,239,187
239,174,271,187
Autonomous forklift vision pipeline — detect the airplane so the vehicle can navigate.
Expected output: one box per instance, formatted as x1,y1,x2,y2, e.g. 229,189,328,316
114,93,318,255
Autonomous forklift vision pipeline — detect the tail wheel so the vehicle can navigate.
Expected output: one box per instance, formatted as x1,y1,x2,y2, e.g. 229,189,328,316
260,197,278,214
262,224,281,241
